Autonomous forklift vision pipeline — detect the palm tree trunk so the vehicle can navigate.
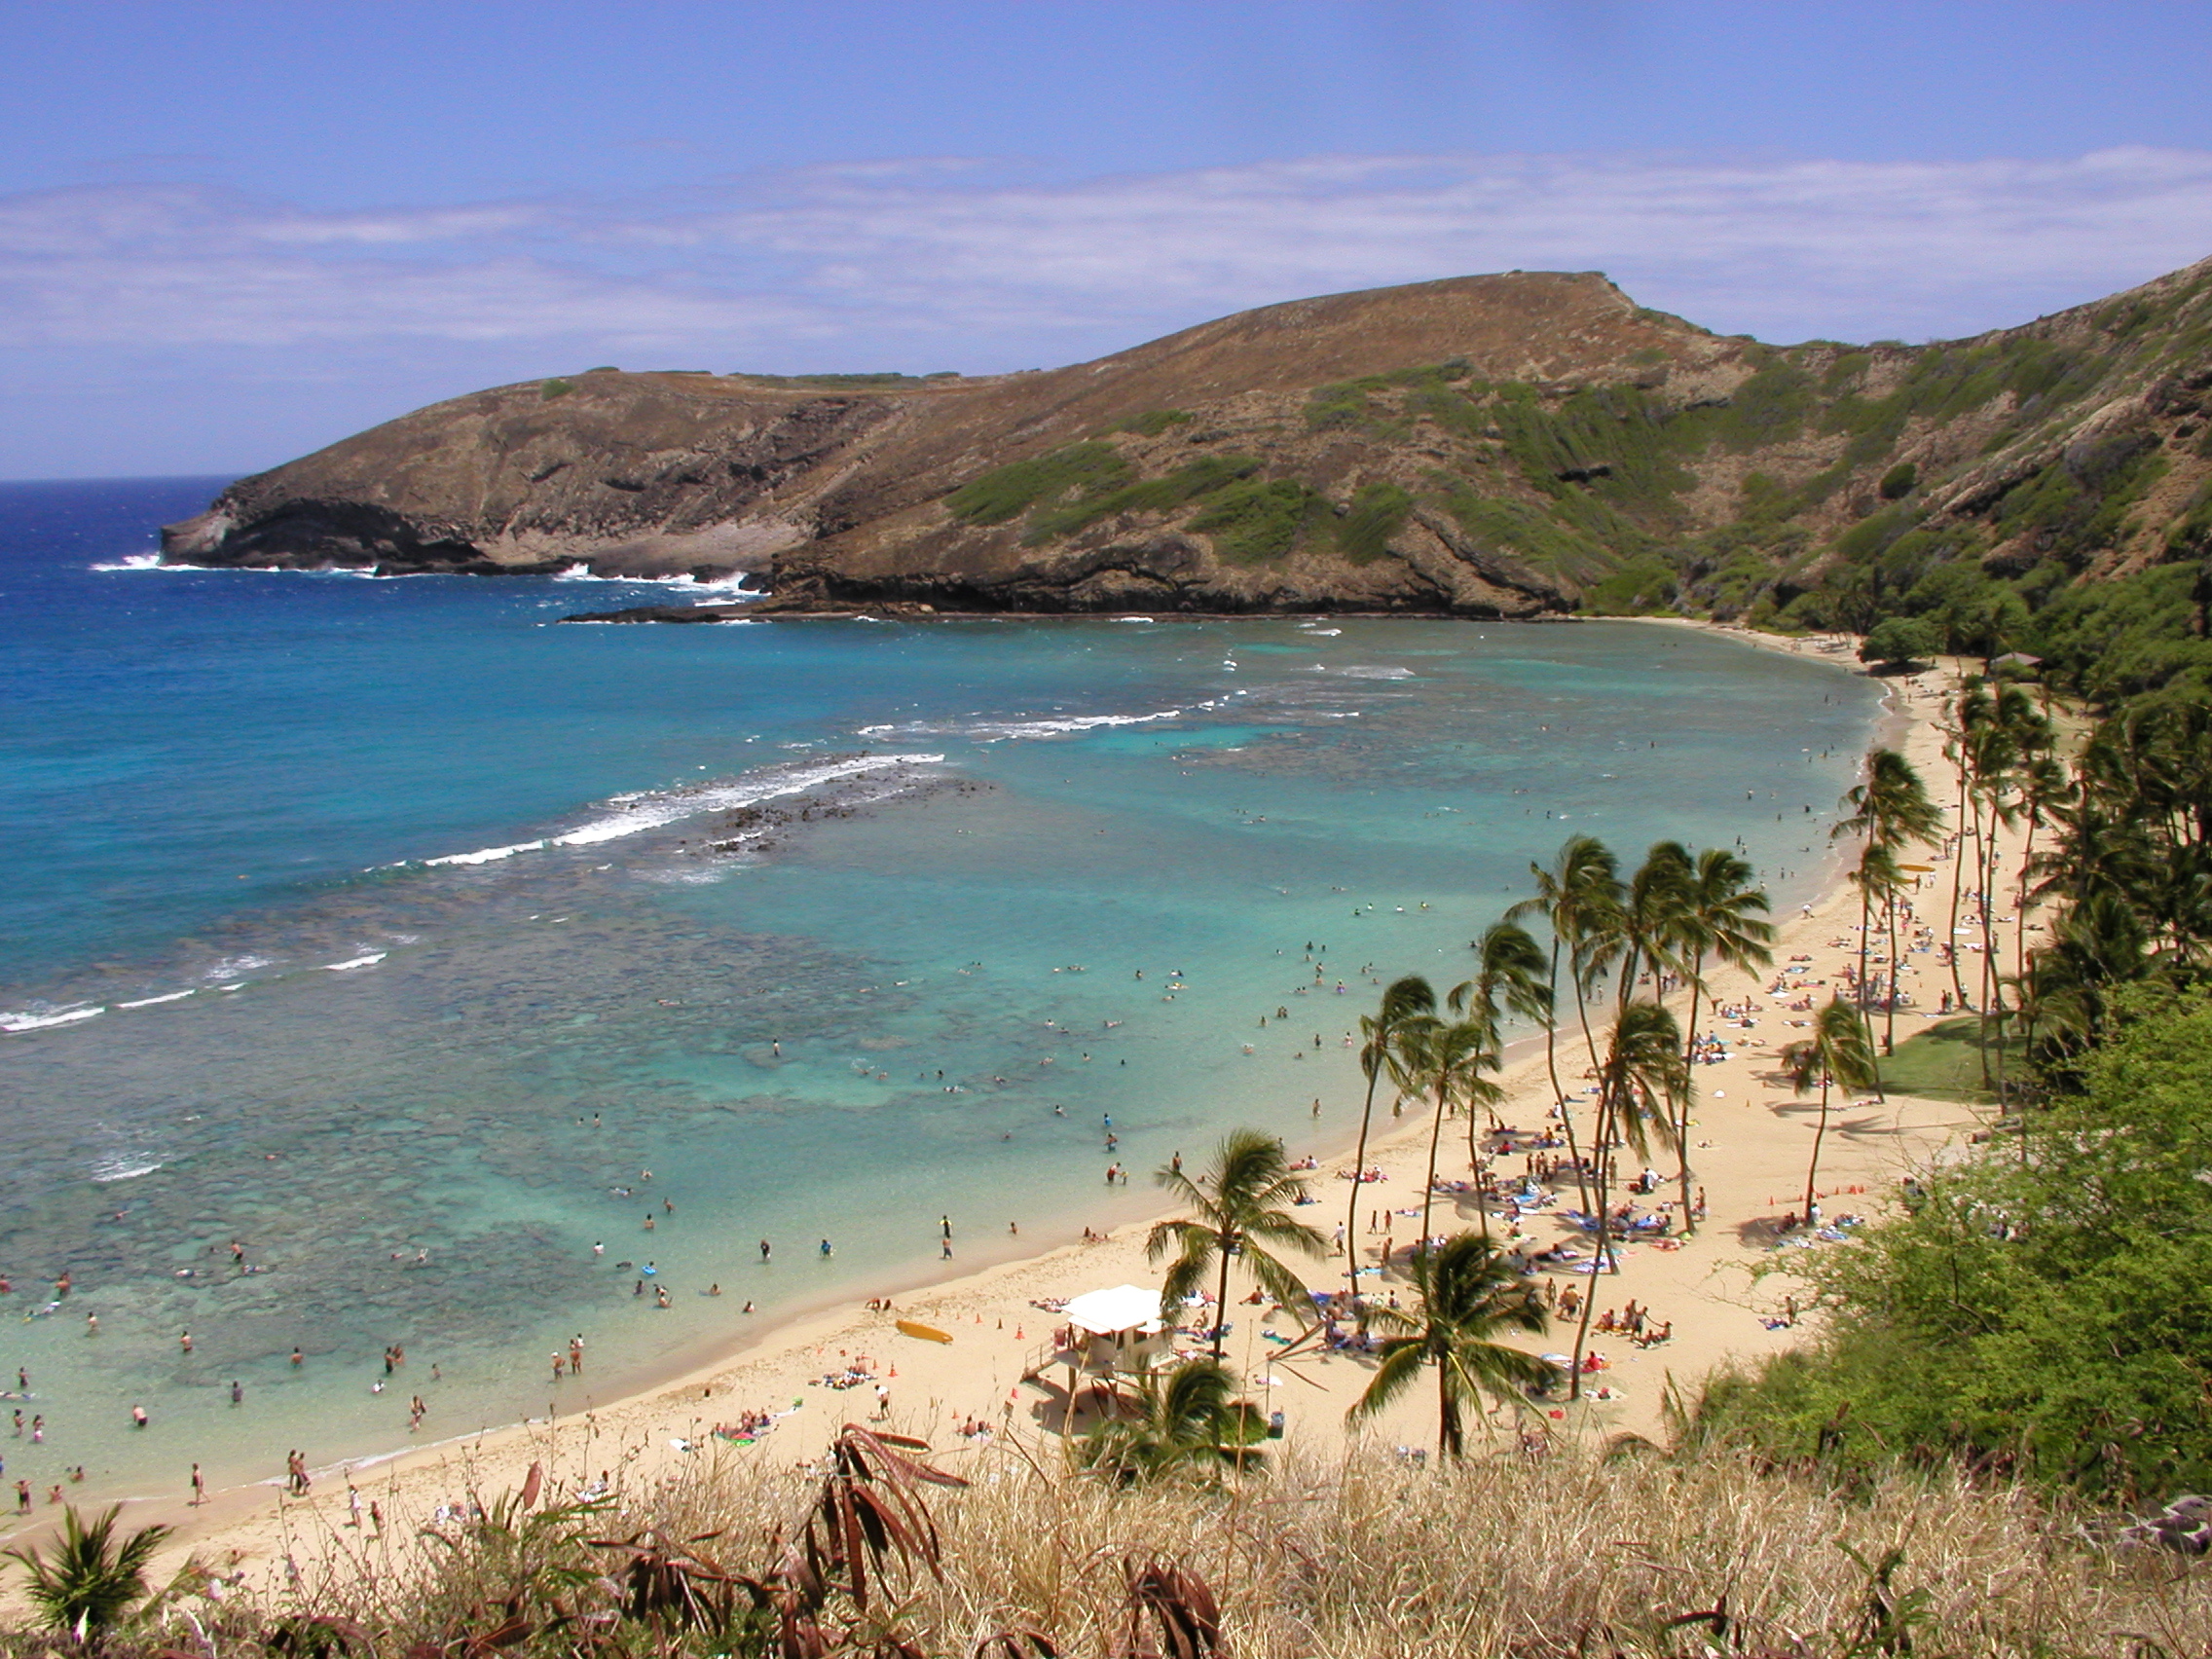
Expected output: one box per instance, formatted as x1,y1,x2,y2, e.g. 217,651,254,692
1419,1082,1453,1257
1210,1235,1234,1362
1344,1067,1382,1311
1569,1096,1613,1401
1541,940,1593,1213
1882,881,1903,1056
1439,1364,1462,1460
1675,946,1705,1235
1947,764,1972,1009
1802,1074,1831,1220
1856,857,1886,1101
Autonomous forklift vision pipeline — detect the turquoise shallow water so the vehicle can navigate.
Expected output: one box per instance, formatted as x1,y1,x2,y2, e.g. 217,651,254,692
0,479,1881,1503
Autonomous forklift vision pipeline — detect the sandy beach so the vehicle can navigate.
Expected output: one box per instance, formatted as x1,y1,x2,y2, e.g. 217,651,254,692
4,628,2017,1603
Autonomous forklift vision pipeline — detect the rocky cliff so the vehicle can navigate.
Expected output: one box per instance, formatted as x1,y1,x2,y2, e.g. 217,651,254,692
163,260,2212,621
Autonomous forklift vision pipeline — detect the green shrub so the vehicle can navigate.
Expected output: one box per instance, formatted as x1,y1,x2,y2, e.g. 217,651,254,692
539,378,575,400
1117,409,1198,437
1188,479,1323,562
945,442,1132,526
1022,455,1260,544
1581,554,1679,614
1878,461,1918,499
1698,993,2212,1496
1334,483,1414,565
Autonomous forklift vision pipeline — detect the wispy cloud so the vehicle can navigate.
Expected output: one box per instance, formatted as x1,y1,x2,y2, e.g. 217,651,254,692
3,149,2208,363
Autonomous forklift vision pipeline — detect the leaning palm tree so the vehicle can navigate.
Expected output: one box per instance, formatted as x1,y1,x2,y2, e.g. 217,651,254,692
1568,999,1686,1394
1149,1130,1329,1360
1346,1232,1560,1459
1344,976,1434,1309
1668,848,1775,1231
1506,835,1623,1212
1076,1357,1266,1484
4,1505,174,1643
1785,997,1878,1224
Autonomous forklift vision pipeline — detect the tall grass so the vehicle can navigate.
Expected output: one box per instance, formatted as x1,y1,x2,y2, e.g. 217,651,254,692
41,1438,2211,1658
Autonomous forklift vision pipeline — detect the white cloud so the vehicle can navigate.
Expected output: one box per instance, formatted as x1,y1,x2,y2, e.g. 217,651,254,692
2,148,2208,360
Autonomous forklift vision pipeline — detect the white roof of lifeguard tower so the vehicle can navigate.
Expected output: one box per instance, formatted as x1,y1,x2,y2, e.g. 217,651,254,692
1063,1284,1165,1336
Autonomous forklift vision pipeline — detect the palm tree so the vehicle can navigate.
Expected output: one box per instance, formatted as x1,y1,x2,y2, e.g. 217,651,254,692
1506,835,1623,1212
1344,976,1433,1310
1149,1130,1329,1360
1076,1358,1266,1484
1668,848,1775,1231
1785,998,1878,1223
1613,841,1693,1014
1846,843,1906,1048
1834,748,1943,1074
1568,1000,1687,1393
1346,1233,1560,1459
1449,921,1551,1231
1942,683,1996,1013
4,1505,174,1643
1396,1011,1505,1252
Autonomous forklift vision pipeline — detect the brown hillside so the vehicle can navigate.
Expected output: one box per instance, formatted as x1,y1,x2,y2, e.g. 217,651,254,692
163,259,2212,622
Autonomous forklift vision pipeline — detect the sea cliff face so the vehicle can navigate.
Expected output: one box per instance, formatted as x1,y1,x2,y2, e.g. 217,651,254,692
165,260,2212,620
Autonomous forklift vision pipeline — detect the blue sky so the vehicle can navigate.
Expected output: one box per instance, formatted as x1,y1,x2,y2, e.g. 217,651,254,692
6,1,2212,478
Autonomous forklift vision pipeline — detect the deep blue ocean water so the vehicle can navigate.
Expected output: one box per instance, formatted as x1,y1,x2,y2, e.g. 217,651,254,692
0,477,1881,1501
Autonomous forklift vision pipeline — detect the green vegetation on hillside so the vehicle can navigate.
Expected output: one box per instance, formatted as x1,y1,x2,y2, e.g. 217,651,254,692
1698,990,2212,1494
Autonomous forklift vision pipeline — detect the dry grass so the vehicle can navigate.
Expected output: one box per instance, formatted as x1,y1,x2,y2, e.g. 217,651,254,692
13,1438,2211,1658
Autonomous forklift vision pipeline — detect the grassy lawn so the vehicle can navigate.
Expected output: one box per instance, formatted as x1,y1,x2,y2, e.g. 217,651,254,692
1881,1015,2022,1102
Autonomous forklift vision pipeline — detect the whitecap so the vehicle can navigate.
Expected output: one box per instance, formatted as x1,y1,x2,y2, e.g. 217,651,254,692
551,564,760,598
414,753,944,867
1,1006,103,1033
319,953,388,972
91,1158,164,1183
117,989,196,1009
1339,666,1417,680
858,710,1184,743
203,954,273,981
1112,616,1155,624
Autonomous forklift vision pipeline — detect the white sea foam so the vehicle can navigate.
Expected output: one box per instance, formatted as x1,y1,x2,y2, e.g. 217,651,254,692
856,709,1184,744
117,989,197,1009
552,564,760,598
1,1005,104,1033
203,954,273,981
415,754,944,867
320,953,388,972
91,1158,164,1183
1301,627,1343,637
1112,615,1154,623
1339,665,1417,680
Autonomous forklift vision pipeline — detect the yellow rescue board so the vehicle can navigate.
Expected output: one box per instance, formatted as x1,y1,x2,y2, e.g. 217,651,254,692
896,1319,953,1345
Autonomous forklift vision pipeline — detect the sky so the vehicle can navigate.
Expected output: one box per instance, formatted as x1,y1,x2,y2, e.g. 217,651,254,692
6,2,2212,479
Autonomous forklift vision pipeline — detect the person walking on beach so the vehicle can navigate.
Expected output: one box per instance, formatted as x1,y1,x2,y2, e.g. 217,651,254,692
191,1463,204,1505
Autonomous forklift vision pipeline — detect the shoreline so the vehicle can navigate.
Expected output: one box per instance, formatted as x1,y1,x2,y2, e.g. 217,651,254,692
6,619,1979,1603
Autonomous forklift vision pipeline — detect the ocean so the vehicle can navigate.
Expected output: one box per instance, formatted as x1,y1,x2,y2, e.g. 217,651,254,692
0,476,1881,1501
